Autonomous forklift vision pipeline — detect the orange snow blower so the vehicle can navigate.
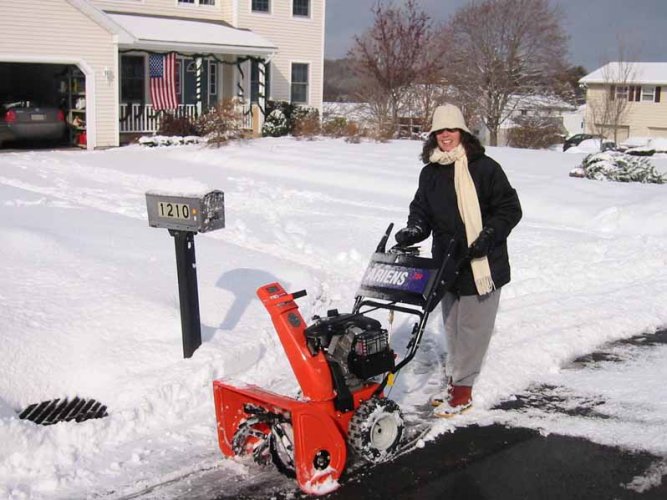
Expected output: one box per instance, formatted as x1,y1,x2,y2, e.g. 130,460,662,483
212,224,459,495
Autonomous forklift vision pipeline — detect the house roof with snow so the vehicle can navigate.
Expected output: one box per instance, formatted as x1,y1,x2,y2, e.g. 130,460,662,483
66,1,277,56
107,13,277,56
580,62,667,85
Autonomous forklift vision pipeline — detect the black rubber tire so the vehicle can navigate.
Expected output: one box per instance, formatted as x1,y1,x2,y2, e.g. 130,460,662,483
270,422,296,478
348,397,404,463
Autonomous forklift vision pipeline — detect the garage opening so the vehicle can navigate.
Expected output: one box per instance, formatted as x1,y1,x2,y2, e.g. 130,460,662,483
0,62,86,149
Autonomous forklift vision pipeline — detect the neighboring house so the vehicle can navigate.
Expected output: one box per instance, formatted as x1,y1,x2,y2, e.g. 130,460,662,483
0,0,325,149
580,62,667,141
478,94,578,146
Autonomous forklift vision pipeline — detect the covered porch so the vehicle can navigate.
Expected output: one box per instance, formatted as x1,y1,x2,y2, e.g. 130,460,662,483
109,13,275,136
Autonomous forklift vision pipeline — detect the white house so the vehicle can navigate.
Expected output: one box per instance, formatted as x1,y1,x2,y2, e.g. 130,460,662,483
580,62,667,141
0,0,326,149
477,94,579,146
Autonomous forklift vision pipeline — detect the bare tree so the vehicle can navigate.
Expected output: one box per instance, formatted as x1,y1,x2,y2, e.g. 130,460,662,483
399,77,450,136
443,0,568,146
585,43,637,145
348,0,445,135
354,74,394,139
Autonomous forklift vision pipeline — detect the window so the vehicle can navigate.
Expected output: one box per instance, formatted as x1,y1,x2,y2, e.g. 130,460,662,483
614,85,629,100
251,61,271,103
642,86,656,102
252,0,269,13
293,0,310,17
209,61,218,96
121,55,145,103
291,63,309,104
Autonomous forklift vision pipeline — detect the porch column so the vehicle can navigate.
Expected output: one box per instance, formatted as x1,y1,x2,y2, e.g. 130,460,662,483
258,60,266,117
195,57,203,117
236,60,246,102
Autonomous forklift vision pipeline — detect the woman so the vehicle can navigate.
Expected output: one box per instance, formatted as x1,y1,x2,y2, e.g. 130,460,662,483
394,103,522,417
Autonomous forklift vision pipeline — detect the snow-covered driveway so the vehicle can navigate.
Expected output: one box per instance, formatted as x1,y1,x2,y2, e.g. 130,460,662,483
0,139,665,498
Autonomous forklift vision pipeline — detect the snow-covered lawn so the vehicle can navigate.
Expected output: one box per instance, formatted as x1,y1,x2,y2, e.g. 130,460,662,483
1,138,666,498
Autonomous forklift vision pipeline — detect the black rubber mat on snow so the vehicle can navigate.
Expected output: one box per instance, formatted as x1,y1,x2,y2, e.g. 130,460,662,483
18,397,108,425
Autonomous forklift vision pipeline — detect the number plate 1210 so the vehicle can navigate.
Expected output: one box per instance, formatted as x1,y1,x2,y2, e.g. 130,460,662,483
157,202,190,220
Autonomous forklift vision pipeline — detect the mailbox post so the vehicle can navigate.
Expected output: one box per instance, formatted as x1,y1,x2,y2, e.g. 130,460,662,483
146,190,225,358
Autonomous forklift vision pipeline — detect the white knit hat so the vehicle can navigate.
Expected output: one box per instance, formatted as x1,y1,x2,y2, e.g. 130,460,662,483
430,104,471,134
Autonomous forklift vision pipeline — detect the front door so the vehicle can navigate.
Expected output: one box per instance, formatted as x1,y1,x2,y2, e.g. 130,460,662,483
181,58,218,111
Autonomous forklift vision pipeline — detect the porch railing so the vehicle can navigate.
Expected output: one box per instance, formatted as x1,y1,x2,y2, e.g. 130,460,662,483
119,102,254,134
239,103,253,130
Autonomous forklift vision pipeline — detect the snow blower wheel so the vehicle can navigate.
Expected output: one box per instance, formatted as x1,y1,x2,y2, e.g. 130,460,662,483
348,397,404,462
270,422,296,478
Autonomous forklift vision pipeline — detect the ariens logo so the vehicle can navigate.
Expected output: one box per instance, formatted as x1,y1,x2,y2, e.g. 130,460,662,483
365,267,409,286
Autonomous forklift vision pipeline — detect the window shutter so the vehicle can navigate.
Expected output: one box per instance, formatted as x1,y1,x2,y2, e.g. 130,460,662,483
610,84,615,100
636,86,642,101
656,86,661,103
628,86,635,101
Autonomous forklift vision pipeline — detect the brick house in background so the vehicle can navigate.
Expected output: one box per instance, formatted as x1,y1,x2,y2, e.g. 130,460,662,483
580,62,667,141
0,0,326,149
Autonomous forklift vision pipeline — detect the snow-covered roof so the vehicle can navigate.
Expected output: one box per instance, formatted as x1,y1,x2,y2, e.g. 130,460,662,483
508,94,577,111
108,13,277,56
580,62,667,85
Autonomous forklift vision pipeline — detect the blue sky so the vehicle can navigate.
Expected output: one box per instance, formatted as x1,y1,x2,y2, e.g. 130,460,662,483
325,0,667,71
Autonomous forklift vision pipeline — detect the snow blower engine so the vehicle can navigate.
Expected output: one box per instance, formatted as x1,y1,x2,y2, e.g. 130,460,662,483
212,223,459,495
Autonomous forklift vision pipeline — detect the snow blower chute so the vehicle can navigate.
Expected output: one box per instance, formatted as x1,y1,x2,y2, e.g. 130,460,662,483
212,224,459,495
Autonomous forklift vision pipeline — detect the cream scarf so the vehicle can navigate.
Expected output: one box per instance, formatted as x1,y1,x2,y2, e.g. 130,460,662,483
430,144,495,295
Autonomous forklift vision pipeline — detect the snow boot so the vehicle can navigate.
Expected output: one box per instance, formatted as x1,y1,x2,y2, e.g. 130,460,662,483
432,385,472,418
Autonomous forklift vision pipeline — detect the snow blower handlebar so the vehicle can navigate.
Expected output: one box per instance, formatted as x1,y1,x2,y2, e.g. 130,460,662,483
375,222,394,253
372,235,470,395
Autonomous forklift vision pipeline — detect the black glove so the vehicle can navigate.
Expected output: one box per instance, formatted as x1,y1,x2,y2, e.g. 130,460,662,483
469,226,495,258
395,226,424,247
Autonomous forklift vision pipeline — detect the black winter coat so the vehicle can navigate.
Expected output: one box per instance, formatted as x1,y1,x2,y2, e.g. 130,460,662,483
407,152,522,296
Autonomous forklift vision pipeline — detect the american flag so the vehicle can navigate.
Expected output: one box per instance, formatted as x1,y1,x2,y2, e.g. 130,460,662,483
149,53,178,111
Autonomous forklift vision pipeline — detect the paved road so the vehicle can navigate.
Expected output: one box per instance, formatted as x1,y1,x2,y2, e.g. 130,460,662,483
325,424,666,500
211,423,665,500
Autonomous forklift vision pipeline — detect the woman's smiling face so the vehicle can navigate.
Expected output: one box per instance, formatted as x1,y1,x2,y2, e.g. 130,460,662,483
435,128,461,152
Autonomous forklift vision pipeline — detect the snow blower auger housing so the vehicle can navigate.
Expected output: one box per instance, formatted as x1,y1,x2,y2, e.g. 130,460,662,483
213,223,459,495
